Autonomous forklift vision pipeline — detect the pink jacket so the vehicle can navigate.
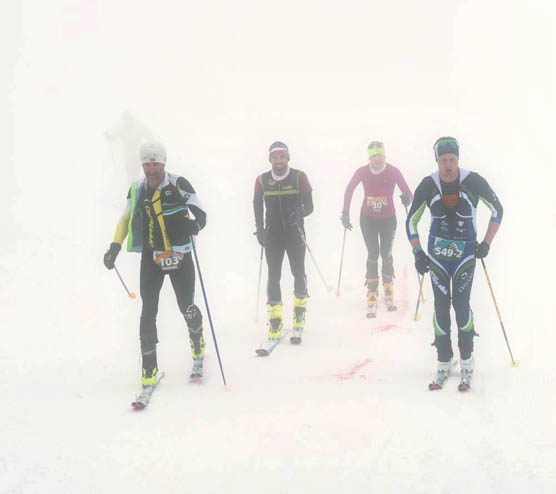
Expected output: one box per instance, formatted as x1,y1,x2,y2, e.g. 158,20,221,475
343,163,412,219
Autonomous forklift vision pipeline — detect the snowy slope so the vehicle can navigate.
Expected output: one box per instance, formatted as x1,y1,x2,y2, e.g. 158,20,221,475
2,1,555,493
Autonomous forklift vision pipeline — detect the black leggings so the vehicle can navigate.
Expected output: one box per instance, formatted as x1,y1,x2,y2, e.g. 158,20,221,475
360,214,397,281
139,249,196,351
265,227,307,303
429,253,476,362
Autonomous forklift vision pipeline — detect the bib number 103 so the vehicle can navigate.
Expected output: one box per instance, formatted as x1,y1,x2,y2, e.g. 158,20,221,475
153,251,185,272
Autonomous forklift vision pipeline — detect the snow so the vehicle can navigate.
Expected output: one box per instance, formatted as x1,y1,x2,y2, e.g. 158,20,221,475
2,1,555,493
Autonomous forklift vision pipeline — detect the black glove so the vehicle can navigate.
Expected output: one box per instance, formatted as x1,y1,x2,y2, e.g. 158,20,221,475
475,241,490,259
413,247,430,274
183,218,200,236
341,211,352,231
103,242,121,270
286,207,303,226
255,228,266,247
400,194,412,208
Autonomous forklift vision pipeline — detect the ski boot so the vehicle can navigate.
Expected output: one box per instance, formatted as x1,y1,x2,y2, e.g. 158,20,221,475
383,276,397,312
141,345,158,387
366,278,379,318
429,359,453,390
267,303,284,340
190,359,204,382
291,295,307,344
142,366,158,388
458,356,474,392
185,304,205,382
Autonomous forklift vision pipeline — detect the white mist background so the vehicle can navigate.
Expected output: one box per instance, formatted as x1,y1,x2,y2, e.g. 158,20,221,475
1,1,554,493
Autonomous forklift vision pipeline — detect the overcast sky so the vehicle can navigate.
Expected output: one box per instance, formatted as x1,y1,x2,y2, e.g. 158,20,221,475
1,0,554,237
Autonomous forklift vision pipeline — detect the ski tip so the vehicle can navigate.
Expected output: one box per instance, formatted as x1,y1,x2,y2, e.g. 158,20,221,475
255,349,269,357
290,336,302,345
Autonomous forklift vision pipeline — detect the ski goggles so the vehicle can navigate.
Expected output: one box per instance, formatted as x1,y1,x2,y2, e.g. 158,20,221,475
433,137,459,160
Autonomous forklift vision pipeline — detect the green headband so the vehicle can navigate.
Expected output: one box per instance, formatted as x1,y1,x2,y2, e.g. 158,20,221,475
368,146,385,158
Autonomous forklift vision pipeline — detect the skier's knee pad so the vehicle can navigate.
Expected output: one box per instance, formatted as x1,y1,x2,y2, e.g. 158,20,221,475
184,304,203,331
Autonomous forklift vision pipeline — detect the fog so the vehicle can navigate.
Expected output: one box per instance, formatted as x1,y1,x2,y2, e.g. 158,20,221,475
2,1,555,492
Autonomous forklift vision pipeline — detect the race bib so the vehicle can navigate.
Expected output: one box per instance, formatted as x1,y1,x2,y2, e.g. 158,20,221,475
367,196,388,212
153,251,185,272
432,238,465,261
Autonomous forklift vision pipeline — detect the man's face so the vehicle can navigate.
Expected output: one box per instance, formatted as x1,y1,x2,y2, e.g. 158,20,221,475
369,154,385,170
142,161,165,183
437,153,459,182
269,151,289,175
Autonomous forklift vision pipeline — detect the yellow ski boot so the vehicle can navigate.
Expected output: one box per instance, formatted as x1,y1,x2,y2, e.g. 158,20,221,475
267,303,284,340
366,278,379,319
291,295,307,344
383,276,397,312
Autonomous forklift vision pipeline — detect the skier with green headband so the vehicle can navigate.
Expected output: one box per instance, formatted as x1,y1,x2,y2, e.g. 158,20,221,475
406,137,503,391
342,141,413,318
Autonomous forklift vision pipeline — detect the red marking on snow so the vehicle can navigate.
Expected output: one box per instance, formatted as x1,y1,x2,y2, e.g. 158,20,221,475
374,323,397,332
333,358,373,381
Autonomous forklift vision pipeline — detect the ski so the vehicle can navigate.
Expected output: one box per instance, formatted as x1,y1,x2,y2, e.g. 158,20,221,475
458,373,472,392
366,306,377,319
428,360,458,391
131,372,165,410
256,330,290,357
458,382,471,392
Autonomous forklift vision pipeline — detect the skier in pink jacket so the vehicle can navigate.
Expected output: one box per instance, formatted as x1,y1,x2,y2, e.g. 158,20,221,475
342,141,413,318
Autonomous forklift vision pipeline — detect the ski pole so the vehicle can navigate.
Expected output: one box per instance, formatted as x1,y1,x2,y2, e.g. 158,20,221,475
413,272,425,321
480,258,519,367
190,236,229,389
296,224,333,292
336,228,347,296
255,245,264,322
114,266,136,299
405,204,426,304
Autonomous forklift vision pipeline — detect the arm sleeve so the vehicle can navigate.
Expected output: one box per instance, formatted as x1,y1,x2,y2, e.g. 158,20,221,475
405,178,429,241
395,168,413,199
298,172,314,217
474,174,503,224
177,177,207,230
342,168,362,212
112,190,132,244
253,175,264,230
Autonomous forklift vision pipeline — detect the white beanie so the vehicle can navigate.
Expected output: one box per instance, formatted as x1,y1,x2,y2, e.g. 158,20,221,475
140,141,166,164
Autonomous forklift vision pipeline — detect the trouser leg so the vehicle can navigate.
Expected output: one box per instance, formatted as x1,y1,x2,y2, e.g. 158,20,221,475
430,263,453,362
453,258,476,360
139,250,165,381
285,227,307,298
265,236,286,304
169,253,204,360
360,214,380,281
